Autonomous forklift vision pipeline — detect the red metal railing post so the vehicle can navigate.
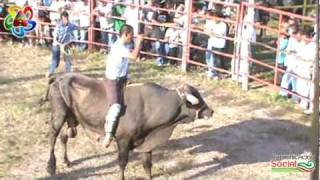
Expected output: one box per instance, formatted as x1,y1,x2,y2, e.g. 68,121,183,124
181,0,192,72
274,14,282,86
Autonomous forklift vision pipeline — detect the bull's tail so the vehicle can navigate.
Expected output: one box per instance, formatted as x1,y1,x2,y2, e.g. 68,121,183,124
39,77,56,106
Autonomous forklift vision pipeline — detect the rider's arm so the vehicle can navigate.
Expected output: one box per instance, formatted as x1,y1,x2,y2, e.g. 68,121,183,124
124,35,144,60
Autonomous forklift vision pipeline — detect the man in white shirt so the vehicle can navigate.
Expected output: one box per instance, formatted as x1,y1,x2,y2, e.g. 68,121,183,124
205,10,227,79
103,25,144,148
164,22,183,64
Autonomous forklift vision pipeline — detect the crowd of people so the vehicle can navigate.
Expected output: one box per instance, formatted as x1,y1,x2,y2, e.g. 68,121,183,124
278,17,317,114
0,0,318,114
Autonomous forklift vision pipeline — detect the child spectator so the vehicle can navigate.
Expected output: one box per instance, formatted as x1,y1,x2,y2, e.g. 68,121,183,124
279,28,302,99
295,27,316,110
277,31,289,69
205,10,227,79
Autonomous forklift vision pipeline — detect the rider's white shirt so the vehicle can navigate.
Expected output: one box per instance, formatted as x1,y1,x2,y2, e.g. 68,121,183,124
105,39,130,80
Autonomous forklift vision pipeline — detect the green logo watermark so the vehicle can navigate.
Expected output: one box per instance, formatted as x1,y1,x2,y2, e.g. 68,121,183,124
271,154,315,173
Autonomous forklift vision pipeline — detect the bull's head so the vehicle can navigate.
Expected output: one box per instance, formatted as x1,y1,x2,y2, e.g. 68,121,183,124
176,84,214,121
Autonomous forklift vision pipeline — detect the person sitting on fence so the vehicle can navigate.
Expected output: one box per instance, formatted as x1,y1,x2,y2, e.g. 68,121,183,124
295,27,316,110
277,31,289,69
279,27,302,100
46,11,78,78
204,10,227,79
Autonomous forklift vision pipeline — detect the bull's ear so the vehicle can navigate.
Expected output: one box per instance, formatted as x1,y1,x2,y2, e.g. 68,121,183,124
186,94,199,105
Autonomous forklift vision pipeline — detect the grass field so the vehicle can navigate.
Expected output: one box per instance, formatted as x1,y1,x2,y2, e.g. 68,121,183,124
0,43,313,180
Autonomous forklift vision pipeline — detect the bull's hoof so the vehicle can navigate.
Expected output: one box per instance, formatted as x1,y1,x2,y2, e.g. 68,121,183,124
46,164,56,176
67,127,77,138
64,159,73,168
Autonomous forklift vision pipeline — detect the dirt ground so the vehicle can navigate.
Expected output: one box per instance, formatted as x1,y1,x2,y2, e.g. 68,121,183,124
0,43,313,180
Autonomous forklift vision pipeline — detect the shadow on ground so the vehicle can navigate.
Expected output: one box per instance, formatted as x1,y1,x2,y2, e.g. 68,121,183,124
39,118,310,179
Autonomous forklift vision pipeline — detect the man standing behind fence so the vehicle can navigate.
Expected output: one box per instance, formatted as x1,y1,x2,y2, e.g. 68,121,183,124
95,0,114,49
47,11,78,78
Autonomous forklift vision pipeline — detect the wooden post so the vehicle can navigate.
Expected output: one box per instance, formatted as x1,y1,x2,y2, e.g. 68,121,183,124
310,0,319,179
181,0,192,72
241,0,254,91
232,4,241,83
88,0,94,51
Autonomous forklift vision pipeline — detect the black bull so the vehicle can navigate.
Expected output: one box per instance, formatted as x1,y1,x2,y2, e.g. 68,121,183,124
44,73,214,180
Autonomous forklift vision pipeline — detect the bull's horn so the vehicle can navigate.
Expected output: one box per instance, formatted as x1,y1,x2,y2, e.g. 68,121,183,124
186,94,199,105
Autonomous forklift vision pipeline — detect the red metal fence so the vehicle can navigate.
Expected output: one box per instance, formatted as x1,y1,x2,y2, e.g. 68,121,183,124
0,0,317,104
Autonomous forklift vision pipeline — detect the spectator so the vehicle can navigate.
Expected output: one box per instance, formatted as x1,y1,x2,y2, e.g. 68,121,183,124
26,0,38,47
123,0,139,36
189,2,208,64
279,28,302,99
287,18,299,35
49,0,65,26
47,11,78,78
38,1,51,46
141,0,158,45
78,0,90,51
42,0,53,6
112,0,126,39
205,10,227,79
280,16,290,34
295,27,315,110
140,0,166,66
95,0,114,49
277,31,289,69
164,24,181,65
173,3,185,27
